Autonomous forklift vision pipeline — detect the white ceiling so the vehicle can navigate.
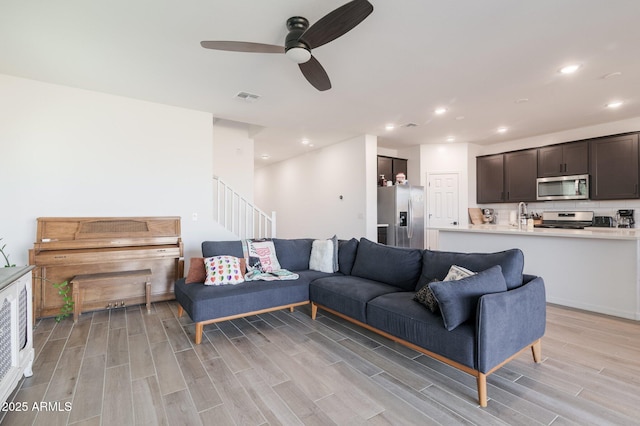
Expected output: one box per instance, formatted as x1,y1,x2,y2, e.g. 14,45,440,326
2,1,640,167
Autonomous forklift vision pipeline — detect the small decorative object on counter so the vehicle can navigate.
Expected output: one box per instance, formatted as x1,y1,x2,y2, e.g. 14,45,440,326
379,174,387,187
395,172,407,185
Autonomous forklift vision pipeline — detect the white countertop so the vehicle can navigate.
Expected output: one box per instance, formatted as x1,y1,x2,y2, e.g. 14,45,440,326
430,224,640,240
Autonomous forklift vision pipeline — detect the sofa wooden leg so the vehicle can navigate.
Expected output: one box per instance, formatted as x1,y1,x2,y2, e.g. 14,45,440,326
311,303,318,320
477,373,488,407
531,339,542,363
177,305,184,318
289,306,294,313
195,323,203,345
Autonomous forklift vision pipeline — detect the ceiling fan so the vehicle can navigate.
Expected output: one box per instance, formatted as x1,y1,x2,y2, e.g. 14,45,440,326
200,0,374,91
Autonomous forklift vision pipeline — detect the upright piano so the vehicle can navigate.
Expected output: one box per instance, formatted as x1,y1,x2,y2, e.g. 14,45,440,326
29,216,183,319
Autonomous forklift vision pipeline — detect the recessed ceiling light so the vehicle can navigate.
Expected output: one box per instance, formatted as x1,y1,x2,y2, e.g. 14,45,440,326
301,139,310,145
446,136,455,142
606,101,623,109
260,154,270,160
497,127,508,134
434,107,447,115
385,124,395,131
559,64,581,74
515,98,529,104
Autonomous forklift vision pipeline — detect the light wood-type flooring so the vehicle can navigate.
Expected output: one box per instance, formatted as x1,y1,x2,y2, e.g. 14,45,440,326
2,301,639,425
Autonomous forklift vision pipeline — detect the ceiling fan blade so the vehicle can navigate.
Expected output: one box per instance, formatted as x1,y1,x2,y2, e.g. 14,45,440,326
299,55,331,91
299,0,373,50
200,41,284,54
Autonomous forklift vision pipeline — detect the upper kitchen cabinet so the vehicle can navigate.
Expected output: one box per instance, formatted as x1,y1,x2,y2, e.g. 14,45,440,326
477,154,505,203
377,156,393,185
537,141,588,177
590,133,640,200
377,155,407,185
504,149,538,202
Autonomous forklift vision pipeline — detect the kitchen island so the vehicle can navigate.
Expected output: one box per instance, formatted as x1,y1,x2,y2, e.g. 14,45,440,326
432,225,640,320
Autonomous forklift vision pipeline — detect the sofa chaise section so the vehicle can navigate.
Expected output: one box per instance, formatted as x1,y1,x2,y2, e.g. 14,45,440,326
175,239,337,344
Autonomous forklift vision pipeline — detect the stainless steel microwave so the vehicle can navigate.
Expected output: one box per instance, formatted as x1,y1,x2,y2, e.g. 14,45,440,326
536,174,589,201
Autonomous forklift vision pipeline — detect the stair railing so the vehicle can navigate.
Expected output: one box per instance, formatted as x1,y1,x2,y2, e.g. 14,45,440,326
213,176,276,240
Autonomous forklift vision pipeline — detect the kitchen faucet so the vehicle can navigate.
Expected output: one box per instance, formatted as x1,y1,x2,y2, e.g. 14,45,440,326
518,202,528,229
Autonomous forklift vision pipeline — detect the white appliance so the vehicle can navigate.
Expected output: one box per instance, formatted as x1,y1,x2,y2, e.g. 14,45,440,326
536,174,589,201
377,185,425,249
0,266,34,405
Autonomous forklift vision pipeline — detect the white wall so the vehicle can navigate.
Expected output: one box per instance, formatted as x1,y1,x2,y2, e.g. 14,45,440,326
212,119,254,201
255,135,377,240
420,143,471,226
0,74,234,264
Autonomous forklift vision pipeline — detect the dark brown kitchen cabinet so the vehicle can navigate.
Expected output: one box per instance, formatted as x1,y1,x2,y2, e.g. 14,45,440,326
476,154,505,203
377,156,392,184
590,133,639,200
377,155,407,185
504,149,538,201
537,141,588,177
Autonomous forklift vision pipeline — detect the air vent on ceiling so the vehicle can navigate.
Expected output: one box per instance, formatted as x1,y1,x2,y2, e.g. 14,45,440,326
401,123,418,128
235,91,261,102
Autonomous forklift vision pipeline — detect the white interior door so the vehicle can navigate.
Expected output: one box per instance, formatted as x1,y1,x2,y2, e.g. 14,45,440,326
427,172,459,228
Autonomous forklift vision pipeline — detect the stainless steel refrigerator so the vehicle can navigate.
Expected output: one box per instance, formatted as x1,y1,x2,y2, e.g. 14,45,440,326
377,185,425,248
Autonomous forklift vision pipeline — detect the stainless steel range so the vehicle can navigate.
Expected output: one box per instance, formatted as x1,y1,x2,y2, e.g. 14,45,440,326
534,211,594,229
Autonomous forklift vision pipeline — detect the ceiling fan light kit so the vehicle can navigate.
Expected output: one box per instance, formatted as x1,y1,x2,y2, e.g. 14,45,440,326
200,0,374,91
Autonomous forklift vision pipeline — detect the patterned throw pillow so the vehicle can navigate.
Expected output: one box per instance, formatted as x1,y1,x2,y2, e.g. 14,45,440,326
413,279,440,312
204,256,245,285
413,265,475,312
245,239,281,272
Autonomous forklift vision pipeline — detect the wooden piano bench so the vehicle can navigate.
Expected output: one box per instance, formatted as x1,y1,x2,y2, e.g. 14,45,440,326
70,269,152,322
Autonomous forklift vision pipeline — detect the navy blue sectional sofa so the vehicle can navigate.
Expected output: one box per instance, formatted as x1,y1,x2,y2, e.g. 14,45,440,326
174,237,546,407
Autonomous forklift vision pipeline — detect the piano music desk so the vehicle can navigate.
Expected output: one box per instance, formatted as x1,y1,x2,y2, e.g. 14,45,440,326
71,269,152,322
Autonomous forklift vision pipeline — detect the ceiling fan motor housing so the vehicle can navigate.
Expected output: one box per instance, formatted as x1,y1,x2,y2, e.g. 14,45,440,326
285,17,311,63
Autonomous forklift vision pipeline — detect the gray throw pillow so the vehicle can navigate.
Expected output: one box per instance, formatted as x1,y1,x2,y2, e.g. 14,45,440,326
413,265,475,313
430,265,507,331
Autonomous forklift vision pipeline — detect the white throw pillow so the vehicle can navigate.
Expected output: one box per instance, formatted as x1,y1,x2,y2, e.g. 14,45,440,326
443,265,475,281
309,239,337,273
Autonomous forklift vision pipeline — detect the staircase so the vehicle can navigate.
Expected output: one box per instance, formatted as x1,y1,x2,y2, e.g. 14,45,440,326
213,176,276,240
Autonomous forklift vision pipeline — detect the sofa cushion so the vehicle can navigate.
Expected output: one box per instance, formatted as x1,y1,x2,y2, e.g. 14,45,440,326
350,238,423,291
202,240,244,258
310,275,403,323
337,238,358,275
430,265,507,331
367,292,476,369
273,238,313,271
418,248,524,290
